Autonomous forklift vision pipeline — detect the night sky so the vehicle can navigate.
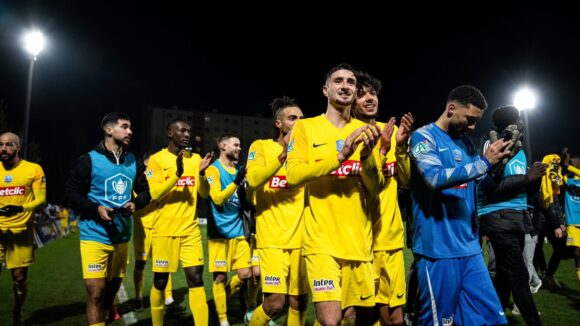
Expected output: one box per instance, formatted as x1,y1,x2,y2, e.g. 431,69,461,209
1,1,579,203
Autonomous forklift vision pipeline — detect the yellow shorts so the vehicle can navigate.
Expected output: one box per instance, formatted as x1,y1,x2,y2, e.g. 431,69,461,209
80,240,129,279
151,230,204,273
373,249,406,307
251,249,260,267
250,236,260,267
0,228,34,269
133,225,153,261
258,248,308,296
305,253,375,308
208,236,251,272
566,225,580,247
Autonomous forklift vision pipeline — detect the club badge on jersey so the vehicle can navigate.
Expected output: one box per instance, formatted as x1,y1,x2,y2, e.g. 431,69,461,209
336,139,345,152
104,173,132,207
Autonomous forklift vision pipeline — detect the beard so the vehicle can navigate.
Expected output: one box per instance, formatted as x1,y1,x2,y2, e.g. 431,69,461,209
0,151,16,162
226,152,239,162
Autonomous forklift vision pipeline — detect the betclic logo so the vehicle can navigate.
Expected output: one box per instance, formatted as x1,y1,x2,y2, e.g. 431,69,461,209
0,186,25,196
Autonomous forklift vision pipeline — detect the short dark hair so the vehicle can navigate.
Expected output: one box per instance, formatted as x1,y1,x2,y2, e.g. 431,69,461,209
491,105,520,131
271,96,299,121
101,112,130,130
447,85,487,111
166,118,189,131
324,63,356,84
217,133,239,145
270,96,299,140
354,70,382,95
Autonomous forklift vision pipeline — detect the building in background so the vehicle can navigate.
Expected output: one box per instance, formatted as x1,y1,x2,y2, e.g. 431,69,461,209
145,106,271,159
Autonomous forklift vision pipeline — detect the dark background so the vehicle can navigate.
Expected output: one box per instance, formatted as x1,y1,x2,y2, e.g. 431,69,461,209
1,1,579,203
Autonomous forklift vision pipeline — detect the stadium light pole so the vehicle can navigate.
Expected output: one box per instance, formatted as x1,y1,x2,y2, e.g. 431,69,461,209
513,87,537,161
22,30,46,159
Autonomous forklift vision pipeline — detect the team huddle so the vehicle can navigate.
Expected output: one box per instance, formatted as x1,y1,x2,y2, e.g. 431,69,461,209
2,63,580,326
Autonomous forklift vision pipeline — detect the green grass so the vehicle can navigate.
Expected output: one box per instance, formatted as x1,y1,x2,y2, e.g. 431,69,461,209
1,227,579,325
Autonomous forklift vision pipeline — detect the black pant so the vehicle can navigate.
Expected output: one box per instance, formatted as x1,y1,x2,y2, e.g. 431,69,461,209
535,229,567,276
488,231,542,326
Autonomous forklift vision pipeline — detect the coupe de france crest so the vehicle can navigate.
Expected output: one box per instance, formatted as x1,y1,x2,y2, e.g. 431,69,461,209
104,173,132,207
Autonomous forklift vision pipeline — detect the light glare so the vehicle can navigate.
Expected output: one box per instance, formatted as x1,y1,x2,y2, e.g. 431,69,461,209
23,31,45,57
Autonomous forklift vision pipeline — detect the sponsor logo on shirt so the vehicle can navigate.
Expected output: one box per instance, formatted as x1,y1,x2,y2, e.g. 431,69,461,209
0,186,25,196
264,275,281,286
269,175,289,189
382,161,397,178
214,260,227,268
104,173,132,207
146,170,153,178
313,279,335,292
453,183,468,189
155,259,169,268
176,176,195,187
4,175,12,183
207,176,214,184
330,160,362,177
248,151,256,161
87,263,104,273
41,176,46,183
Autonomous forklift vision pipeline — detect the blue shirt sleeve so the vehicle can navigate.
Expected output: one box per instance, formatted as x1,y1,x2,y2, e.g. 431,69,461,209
410,128,490,191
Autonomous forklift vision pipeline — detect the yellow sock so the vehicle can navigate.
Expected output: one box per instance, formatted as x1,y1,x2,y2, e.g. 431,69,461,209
287,306,306,326
89,323,105,326
247,278,260,308
189,287,208,326
226,274,243,298
165,274,173,300
576,268,580,281
150,286,165,326
249,304,270,326
134,270,144,299
213,282,228,322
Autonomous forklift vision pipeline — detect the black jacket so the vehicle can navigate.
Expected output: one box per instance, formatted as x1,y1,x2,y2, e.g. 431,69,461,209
65,142,150,216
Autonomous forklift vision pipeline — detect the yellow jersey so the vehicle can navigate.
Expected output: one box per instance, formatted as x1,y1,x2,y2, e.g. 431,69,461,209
246,139,305,249
0,160,46,231
286,114,383,261
369,123,411,251
146,148,208,236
